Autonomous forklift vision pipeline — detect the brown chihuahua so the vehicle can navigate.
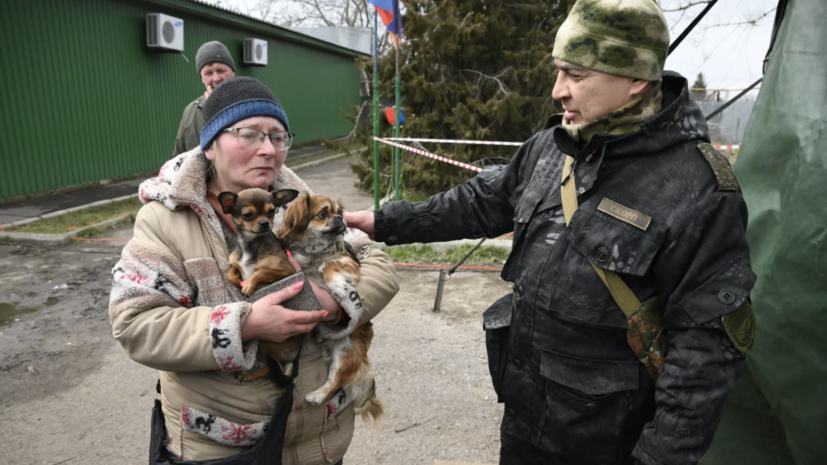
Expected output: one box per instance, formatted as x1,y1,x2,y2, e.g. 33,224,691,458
218,187,304,386
278,193,383,422
218,188,299,295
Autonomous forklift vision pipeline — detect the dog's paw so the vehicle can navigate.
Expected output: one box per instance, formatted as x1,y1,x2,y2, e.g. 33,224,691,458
305,390,328,405
241,282,256,296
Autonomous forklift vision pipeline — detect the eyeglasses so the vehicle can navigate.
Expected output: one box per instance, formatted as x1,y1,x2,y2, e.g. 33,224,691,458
222,127,295,150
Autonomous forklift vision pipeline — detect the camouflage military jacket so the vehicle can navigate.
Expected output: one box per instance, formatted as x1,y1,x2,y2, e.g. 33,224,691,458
375,72,755,465
173,94,206,157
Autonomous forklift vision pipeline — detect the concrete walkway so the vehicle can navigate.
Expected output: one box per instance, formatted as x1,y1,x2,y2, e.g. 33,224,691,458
298,156,375,211
0,177,147,227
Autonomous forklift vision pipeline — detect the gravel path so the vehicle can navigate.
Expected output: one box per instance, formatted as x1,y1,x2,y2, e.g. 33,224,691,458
0,157,507,464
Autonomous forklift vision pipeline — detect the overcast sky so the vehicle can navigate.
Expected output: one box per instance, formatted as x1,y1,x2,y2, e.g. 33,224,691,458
662,0,776,99
205,0,777,99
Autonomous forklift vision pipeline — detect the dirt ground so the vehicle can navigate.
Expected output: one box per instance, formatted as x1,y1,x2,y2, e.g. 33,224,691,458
0,233,510,465
0,157,512,464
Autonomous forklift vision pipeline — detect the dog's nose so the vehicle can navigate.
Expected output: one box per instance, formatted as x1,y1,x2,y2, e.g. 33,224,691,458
258,220,270,228
333,215,343,222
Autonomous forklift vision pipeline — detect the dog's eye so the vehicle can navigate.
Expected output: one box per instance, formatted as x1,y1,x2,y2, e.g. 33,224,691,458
242,213,254,221
318,210,329,220
266,210,275,218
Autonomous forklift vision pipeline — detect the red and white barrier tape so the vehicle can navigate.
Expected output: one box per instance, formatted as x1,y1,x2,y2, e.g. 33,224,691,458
384,137,523,147
384,137,740,151
376,137,739,171
374,137,482,172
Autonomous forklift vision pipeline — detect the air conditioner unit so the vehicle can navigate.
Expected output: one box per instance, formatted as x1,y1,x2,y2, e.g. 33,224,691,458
244,39,268,66
146,13,184,52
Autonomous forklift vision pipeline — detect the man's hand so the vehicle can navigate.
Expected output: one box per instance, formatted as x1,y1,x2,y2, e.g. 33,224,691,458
242,281,326,343
204,84,214,99
344,211,375,240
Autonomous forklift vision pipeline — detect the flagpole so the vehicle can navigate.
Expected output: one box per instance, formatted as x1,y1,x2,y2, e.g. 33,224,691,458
393,0,401,201
373,11,380,210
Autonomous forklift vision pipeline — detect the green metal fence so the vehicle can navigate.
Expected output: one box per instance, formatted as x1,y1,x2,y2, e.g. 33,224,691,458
0,0,364,199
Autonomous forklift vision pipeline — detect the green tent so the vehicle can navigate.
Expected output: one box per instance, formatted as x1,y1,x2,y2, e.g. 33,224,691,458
701,0,827,464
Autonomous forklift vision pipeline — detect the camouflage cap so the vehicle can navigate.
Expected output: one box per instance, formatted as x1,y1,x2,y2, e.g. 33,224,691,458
552,0,670,81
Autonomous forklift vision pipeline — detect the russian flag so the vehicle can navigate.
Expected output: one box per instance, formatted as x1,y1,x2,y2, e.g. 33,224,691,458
384,107,405,125
369,0,401,48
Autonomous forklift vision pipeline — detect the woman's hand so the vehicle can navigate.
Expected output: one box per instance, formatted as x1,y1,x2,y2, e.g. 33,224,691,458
242,281,326,343
287,253,344,324
343,211,375,240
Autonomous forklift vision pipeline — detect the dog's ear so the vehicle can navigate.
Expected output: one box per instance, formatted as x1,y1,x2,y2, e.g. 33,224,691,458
302,194,312,232
277,193,310,239
271,189,299,206
217,192,238,214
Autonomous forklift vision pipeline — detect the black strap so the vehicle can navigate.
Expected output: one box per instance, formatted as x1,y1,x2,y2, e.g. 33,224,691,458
151,346,304,465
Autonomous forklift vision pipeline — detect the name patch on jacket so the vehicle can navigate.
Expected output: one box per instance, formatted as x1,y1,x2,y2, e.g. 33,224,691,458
597,198,651,231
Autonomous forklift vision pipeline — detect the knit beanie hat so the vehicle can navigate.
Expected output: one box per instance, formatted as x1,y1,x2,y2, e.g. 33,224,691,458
552,0,670,81
196,41,236,74
200,77,290,151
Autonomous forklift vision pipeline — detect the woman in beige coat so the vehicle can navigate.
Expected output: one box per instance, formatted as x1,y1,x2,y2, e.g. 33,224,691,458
109,77,399,463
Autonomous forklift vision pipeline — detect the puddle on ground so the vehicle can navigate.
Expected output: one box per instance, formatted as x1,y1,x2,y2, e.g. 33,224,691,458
0,297,61,326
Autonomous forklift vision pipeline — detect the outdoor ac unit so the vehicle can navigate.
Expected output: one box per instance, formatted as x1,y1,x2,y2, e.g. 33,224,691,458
244,39,268,66
146,13,184,52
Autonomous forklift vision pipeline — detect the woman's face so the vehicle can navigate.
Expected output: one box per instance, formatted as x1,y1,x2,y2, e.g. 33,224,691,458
205,116,288,193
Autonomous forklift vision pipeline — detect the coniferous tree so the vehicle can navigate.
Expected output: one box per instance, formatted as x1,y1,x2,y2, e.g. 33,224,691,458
345,0,576,196
691,72,708,102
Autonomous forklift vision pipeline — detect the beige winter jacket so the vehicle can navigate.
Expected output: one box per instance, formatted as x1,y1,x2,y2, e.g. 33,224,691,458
109,149,399,463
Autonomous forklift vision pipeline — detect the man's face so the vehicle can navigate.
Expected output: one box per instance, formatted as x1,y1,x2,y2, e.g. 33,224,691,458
200,63,235,93
552,59,649,125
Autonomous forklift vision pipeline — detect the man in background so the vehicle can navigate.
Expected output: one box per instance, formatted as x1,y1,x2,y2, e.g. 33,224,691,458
173,41,236,155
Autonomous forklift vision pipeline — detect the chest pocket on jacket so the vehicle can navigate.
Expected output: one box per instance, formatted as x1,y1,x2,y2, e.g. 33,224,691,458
503,190,542,282
552,209,661,328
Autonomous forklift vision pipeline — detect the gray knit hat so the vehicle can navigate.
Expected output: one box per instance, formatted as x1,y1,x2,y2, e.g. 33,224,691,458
552,0,670,81
196,41,236,74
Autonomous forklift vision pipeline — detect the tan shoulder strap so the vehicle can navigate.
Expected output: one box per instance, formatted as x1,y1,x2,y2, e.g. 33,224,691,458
561,156,642,317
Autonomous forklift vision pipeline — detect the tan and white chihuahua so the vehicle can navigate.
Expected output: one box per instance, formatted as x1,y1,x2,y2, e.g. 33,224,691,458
278,193,383,422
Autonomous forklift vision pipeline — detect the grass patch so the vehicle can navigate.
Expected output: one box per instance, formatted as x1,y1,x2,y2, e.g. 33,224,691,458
285,150,342,168
387,244,510,266
13,197,142,235
403,193,431,203
74,226,104,239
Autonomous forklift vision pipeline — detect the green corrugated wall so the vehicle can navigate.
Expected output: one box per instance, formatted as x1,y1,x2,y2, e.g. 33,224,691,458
0,0,364,199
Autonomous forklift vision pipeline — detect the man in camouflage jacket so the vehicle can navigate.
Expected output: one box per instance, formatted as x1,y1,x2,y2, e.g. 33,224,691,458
346,1,756,464
173,41,236,156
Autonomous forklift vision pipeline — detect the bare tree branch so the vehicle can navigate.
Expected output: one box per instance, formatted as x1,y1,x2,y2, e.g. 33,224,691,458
661,0,775,47
704,8,776,29
661,1,712,13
